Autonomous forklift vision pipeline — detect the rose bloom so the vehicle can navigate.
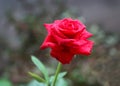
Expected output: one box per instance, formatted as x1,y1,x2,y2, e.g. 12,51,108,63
40,18,94,64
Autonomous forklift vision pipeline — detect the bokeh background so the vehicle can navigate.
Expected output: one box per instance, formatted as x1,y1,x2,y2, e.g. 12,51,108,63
0,0,120,86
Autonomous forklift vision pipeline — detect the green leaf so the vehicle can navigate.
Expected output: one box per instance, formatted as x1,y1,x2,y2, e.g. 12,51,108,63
28,72,46,83
55,78,68,86
31,56,49,83
49,72,67,85
28,80,45,86
0,78,12,86
49,75,68,86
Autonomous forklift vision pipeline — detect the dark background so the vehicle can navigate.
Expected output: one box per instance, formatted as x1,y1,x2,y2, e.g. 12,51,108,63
0,0,120,86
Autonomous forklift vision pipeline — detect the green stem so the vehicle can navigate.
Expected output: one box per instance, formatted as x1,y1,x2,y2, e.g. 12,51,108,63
52,62,62,86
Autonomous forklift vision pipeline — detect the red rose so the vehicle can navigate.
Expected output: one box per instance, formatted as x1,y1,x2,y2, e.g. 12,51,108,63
40,18,94,64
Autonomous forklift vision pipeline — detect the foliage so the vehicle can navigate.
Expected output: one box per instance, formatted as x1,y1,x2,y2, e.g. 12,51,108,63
28,56,68,86
0,78,12,86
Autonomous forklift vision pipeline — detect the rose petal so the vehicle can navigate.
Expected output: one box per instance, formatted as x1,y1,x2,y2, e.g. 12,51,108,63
44,24,53,33
50,45,74,64
80,29,93,39
52,33,75,45
40,18,94,64
77,40,94,55
40,35,56,49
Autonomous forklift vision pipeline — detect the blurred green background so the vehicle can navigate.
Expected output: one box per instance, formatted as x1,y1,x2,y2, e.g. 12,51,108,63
0,0,120,86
